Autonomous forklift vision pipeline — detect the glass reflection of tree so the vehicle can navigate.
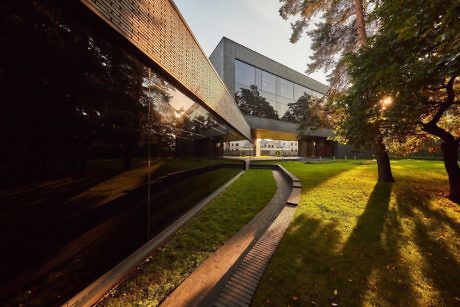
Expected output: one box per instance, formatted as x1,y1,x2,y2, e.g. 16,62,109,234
104,44,148,170
142,76,178,156
0,1,175,179
281,93,312,123
0,1,117,177
235,85,279,120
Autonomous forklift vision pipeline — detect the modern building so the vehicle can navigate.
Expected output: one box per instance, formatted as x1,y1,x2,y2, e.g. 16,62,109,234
210,37,362,158
0,0,251,304
0,1,370,305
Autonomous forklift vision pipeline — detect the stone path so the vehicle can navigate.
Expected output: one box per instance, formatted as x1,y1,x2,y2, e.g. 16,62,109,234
160,169,293,307
214,204,296,307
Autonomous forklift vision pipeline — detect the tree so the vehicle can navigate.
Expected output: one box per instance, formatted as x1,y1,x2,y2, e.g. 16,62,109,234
279,0,374,88
342,0,460,202
294,94,337,136
235,85,279,120
282,93,311,122
280,0,395,182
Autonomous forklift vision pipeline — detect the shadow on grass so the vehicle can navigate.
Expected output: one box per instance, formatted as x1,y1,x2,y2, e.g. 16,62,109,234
395,186,460,305
259,181,422,306
259,167,460,306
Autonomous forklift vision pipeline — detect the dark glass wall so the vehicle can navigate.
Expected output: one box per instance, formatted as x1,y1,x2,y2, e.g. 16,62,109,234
234,59,323,122
0,1,246,305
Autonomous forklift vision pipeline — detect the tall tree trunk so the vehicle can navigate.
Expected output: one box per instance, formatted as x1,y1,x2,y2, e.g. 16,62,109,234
421,76,459,204
353,0,368,46
354,0,394,181
375,137,394,182
441,140,460,204
423,118,460,204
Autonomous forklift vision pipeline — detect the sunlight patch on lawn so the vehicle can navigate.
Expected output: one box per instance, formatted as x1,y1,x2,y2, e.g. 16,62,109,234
253,160,459,306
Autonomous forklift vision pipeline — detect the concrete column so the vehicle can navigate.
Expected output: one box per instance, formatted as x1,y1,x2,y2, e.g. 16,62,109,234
255,139,261,157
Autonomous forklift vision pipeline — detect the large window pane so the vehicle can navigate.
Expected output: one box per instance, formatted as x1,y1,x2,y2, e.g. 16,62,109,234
235,82,250,93
255,68,262,89
276,102,289,119
294,84,309,100
261,71,276,94
277,78,293,99
294,84,323,100
260,90,277,104
235,60,255,87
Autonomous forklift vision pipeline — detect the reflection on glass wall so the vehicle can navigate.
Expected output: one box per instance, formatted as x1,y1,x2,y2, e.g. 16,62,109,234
0,1,247,305
235,59,323,122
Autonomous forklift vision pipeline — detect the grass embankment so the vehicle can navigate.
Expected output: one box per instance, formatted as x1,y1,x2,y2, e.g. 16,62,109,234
100,169,277,306
253,160,459,306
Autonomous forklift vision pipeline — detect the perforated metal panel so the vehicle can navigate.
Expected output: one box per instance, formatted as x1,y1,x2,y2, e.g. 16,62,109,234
80,0,251,140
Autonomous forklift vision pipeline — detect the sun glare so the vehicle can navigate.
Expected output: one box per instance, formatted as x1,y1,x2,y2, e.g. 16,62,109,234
380,96,393,110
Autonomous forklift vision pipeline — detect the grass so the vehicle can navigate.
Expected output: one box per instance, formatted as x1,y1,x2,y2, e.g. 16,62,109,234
253,160,460,306
100,169,277,306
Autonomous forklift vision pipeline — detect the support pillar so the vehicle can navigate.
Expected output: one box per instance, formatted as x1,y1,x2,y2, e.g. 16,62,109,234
255,139,261,157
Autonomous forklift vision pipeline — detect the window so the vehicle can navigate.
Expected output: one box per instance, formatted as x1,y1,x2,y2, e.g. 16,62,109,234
234,60,323,123
255,68,262,89
294,84,323,100
294,84,309,100
276,102,289,119
235,60,255,87
261,71,276,94
277,78,293,99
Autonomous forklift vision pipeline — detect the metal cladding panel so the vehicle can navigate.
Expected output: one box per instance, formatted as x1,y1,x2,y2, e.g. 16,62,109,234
80,0,251,140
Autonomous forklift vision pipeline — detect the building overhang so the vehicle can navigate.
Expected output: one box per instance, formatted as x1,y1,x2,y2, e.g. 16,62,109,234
244,115,334,141
80,0,252,141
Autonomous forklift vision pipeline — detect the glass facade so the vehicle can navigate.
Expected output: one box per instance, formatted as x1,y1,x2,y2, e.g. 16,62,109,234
234,59,323,122
0,1,247,305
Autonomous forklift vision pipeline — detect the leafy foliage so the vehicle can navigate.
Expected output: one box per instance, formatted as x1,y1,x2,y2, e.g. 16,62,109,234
339,0,460,201
279,0,373,89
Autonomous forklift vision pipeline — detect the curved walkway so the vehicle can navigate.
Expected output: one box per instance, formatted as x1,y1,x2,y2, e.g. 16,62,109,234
161,168,297,306
214,203,297,307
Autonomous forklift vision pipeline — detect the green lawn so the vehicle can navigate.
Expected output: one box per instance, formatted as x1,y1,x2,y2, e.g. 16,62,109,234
253,160,460,306
100,169,277,306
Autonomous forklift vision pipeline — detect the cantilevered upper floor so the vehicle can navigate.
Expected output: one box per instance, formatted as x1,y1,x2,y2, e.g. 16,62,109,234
210,37,332,141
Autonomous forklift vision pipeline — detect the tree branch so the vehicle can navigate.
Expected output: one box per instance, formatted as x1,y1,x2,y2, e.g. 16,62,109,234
422,122,456,143
424,76,456,127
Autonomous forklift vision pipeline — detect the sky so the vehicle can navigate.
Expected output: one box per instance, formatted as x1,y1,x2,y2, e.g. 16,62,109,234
174,0,328,85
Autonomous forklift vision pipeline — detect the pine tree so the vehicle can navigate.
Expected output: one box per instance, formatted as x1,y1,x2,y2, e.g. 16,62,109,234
280,0,394,181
